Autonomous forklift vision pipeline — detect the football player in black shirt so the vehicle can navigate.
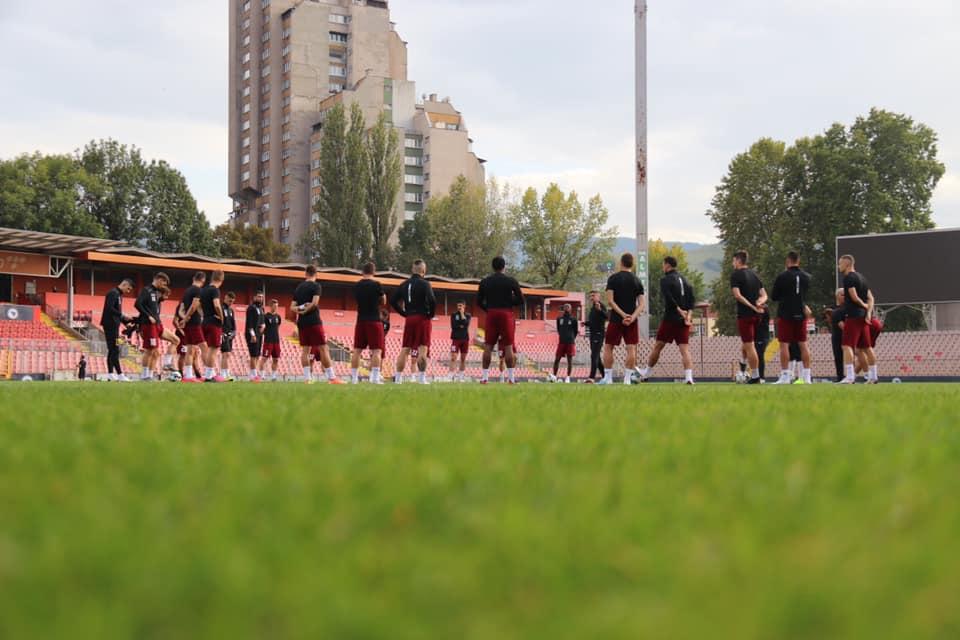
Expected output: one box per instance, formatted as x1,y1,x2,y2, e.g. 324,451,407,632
551,304,578,383
838,254,878,383
583,291,607,382
292,265,342,384
179,271,207,383
638,256,696,384
449,301,472,382
200,270,226,382
134,272,169,381
477,256,524,384
219,291,237,381
389,260,437,384
260,299,283,381
351,262,387,384
771,251,813,384
729,250,767,384
246,292,266,382
600,253,645,385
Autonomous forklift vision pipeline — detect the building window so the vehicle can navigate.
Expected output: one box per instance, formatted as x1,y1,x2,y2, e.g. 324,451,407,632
261,151,270,161
404,174,424,185
312,176,320,187
329,31,348,44
260,118,269,129
329,50,345,62
242,17,251,30
282,27,291,39
329,14,349,24
242,86,251,98
242,0,251,12
329,65,346,77
282,148,292,159
261,30,270,43
260,101,269,111
404,192,424,204
404,137,422,149
261,65,270,77
282,62,291,73
282,45,291,57
312,195,320,205
241,170,250,181
404,156,422,167
262,186,271,196
241,52,251,64
242,69,251,80
261,0,270,7
242,103,251,114
329,83,344,93
282,166,290,176
311,158,320,169
260,168,269,179
242,136,250,148
242,34,251,47
280,96,290,107
282,131,292,142
281,79,291,90
280,217,290,230
282,200,290,211
261,48,270,61
262,133,270,144
261,83,270,95
241,153,250,165
241,120,251,131
283,183,292,193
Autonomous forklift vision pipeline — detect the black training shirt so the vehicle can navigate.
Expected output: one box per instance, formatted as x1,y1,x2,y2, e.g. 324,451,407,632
200,286,222,326
354,279,385,322
556,313,578,344
477,272,524,311
831,308,846,336
222,305,236,335
450,312,471,340
263,313,281,342
730,268,763,318
135,285,162,325
246,303,265,342
842,272,870,320
181,285,203,326
586,303,608,339
101,287,124,329
293,280,322,327
605,271,645,324
660,270,695,324
389,274,436,317
772,267,811,321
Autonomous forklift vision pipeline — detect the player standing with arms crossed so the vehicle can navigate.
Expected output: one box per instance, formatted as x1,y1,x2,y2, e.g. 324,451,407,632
637,256,696,384
260,299,282,381
771,251,813,385
599,253,645,385
390,260,437,384
449,302,472,382
351,262,387,385
730,250,767,385
478,256,525,385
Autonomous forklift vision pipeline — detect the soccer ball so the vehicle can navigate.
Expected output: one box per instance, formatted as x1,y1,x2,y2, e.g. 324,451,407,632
734,372,747,384
167,371,183,383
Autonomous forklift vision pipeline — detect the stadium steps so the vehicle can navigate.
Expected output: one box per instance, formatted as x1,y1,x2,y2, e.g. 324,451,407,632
0,349,11,380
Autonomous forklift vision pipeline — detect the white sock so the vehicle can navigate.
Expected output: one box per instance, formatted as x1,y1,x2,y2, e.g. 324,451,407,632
351,368,359,382
869,365,878,381
604,370,614,383
623,371,632,384
685,369,694,383
803,368,812,383
303,366,312,381
395,372,403,384
845,364,855,381
751,369,760,379
184,365,193,379
163,355,173,367
481,369,489,382
639,367,649,377
507,368,515,383
371,367,380,382
141,369,150,380
251,368,258,378
325,367,335,381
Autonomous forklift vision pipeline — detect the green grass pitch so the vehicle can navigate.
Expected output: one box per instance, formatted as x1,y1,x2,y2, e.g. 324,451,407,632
1,383,958,639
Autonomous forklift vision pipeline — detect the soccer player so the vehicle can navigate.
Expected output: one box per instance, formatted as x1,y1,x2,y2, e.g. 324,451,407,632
730,250,767,385
478,256,524,384
352,262,387,384
600,253,645,385
179,271,207,383
390,260,437,384
829,292,846,382
100,278,134,381
550,304,577,383
172,301,190,376
245,292,266,382
219,291,237,381
771,251,813,385
838,254,879,384
157,286,181,373
292,265,342,384
583,291,607,382
260,299,282,381
134,272,169,381
199,270,226,382
449,301,471,382
637,256,695,384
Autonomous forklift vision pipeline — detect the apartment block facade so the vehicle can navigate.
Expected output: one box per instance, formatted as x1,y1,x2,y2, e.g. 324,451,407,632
229,0,484,257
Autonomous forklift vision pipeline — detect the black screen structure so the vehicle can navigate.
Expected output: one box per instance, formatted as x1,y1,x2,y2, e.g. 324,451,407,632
836,229,960,305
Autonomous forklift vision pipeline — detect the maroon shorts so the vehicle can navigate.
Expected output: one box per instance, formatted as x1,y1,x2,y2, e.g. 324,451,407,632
737,316,760,344
262,341,281,359
140,323,161,349
498,339,514,358
299,324,327,348
484,309,515,347
203,324,223,349
312,345,323,361
605,321,639,346
354,320,385,351
451,339,470,355
842,317,871,349
778,318,808,344
556,343,576,358
176,332,187,355
656,319,690,345
182,324,205,346
867,318,883,348
402,314,432,351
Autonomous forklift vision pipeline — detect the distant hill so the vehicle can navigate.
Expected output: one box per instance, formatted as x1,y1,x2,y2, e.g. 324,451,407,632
613,237,723,284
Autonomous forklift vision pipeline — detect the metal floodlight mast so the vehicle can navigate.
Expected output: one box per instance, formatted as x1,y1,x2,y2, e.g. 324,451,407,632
635,0,650,336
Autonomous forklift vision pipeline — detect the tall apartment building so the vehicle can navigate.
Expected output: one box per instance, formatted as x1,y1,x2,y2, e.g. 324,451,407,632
229,0,485,257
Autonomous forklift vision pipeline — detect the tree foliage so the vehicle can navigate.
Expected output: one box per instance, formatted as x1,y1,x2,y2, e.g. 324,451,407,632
647,239,706,332
366,111,402,268
514,184,617,290
708,109,944,335
212,223,291,263
397,176,513,278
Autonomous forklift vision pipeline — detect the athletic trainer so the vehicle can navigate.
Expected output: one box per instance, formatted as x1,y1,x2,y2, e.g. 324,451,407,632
583,291,607,382
449,301,472,382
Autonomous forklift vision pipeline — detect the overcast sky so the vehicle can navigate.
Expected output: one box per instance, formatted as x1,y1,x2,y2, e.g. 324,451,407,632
1,0,958,243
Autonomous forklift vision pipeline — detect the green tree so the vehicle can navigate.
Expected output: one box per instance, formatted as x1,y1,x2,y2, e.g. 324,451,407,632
212,223,291,262
141,161,215,254
514,184,617,290
0,153,104,237
647,239,706,332
707,110,944,335
302,103,372,267
77,139,148,244
397,176,512,278
366,111,402,267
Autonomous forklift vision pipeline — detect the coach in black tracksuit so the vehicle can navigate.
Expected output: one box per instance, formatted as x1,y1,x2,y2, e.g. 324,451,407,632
101,278,134,377
583,291,607,381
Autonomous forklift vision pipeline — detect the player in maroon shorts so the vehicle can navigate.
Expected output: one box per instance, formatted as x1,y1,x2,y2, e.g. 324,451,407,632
199,270,226,382
389,259,437,384
260,299,282,381
638,256,696,384
448,301,472,382
838,254,878,384
551,304,577,383
729,250,767,385
292,265,343,384
133,272,169,381
600,253,645,385
351,262,387,384
179,271,207,382
478,256,524,384
771,251,813,384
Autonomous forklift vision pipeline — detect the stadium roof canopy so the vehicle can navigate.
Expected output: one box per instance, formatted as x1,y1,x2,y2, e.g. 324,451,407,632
0,227,126,254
